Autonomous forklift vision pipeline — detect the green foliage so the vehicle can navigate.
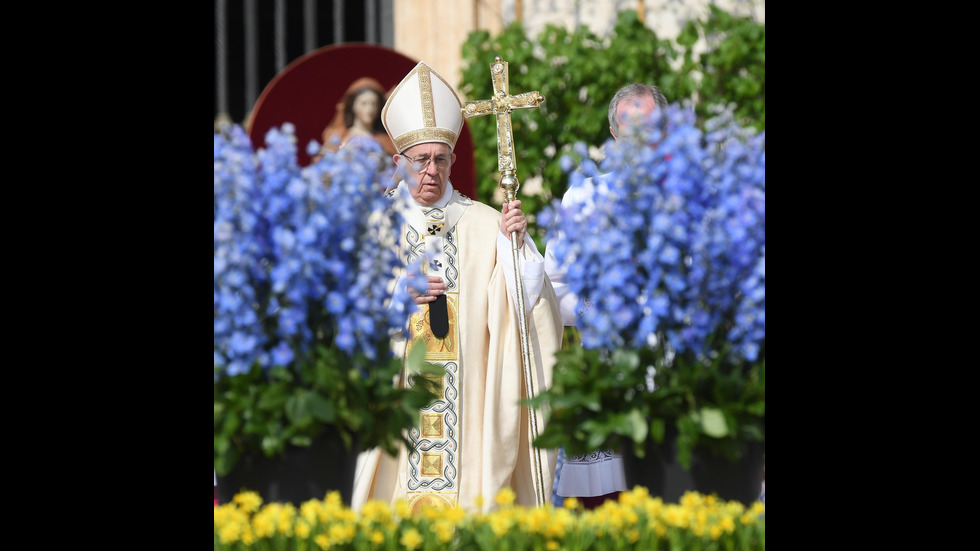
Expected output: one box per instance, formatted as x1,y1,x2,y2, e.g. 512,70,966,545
527,342,765,470
679,5,766,131
460,13,678,238
459,8,764,242
214,341,443,476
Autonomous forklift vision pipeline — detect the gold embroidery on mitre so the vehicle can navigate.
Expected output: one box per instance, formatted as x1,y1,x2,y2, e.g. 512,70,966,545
418,64,434,128
421,452,443,477
393,128,458,152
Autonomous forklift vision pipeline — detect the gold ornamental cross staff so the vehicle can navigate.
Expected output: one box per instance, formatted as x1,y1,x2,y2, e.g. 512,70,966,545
461,56,548,507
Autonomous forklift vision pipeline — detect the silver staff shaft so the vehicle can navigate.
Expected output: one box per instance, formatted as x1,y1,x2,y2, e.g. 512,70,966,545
501,171,546,507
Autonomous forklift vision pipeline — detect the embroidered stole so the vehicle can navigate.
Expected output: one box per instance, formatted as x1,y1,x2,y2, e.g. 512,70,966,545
402,192,468,512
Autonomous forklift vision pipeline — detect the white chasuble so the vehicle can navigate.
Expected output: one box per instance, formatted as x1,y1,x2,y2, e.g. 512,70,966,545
351,185,564,514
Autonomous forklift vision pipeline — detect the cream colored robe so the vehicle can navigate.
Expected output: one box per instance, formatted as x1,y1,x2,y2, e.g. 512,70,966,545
352,183,563,513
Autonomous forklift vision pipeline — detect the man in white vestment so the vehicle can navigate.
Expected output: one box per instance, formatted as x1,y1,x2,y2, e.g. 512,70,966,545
351,61,563,514
545,83,669,509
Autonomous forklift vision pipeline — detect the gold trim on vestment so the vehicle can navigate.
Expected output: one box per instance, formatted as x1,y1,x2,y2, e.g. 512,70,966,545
407,292,459,361
405,292,460,511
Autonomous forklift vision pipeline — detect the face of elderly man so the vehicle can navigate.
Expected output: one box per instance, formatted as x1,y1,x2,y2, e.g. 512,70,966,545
612,94,658,141
394,143,457,206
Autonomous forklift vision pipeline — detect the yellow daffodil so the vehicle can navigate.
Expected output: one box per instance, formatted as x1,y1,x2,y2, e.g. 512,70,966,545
233,490,262,513
218,523,241,544
720,515,736,534
295,519,311,539
399,528,424,550
252,514,275,538
394,498,412,518
445,505,467,523
495,487,517,507
433,519,456,543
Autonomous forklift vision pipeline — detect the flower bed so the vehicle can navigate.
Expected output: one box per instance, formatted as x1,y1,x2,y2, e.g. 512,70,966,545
214,122,440,484
529,103,765,472
214,488,764,550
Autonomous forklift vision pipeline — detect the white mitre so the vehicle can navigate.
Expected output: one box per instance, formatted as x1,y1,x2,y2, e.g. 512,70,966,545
381,61,464,154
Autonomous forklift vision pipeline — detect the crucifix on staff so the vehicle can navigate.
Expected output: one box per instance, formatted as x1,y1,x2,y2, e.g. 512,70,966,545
462,56,549,507
462,56,546,202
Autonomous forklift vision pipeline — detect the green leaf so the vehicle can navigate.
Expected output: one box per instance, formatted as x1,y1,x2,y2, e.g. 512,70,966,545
582,390,602,412
626,409,648,443
308,391,337,424
284,392,313,427
261,435,283,456
650,417,665,443
699,407,729,438
741,424,764,442
676,21,699,47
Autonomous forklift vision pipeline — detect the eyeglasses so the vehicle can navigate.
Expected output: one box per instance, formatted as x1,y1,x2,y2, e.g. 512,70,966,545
405,154,451,172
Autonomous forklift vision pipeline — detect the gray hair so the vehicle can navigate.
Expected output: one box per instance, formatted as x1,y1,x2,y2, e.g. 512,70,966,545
607,83,669,135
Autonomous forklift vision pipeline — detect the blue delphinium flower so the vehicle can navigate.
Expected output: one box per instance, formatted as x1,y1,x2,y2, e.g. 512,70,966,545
543,103,765,363
214,123,418,376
